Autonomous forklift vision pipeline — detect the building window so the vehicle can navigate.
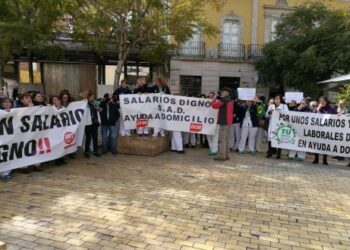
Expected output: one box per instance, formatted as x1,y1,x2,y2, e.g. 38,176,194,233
222,19,240,44
19,62,30,83
33,63,41,84
19,62,42,84
270,18,279,41
219,14,244,58
178,28,204,56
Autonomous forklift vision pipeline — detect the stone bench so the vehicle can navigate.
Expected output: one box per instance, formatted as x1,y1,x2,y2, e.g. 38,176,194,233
117,135,170,156
0,241,6,250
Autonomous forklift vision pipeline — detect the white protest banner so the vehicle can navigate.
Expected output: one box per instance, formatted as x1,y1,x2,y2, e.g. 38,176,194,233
238,88,256,101
285,92,304,103
270,110,350,157
0,101,87,172
120,94,219,135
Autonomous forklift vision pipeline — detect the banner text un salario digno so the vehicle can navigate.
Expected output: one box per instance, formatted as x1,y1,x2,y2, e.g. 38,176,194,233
270,110,350,157
120,94,219,135
0,101,88,172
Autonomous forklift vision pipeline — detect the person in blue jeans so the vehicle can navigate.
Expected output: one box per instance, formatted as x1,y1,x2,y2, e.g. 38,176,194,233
99,93,120,155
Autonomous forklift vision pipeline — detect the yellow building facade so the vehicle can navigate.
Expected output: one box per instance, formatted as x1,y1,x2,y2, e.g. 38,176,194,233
169,0,350,97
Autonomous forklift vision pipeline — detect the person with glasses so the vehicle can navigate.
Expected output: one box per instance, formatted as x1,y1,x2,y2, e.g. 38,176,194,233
288,99,311,161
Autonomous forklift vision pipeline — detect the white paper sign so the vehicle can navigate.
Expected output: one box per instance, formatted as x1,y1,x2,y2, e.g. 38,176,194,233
270,110,350,157
285,92,304,103
0,101,88,172
238,88,256,101
120,94,219,135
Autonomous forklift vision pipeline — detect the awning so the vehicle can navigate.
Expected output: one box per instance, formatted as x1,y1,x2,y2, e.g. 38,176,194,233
318,74,350,84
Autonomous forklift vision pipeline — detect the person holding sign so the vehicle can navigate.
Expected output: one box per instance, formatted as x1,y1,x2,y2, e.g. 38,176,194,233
313,96,336,165
0,98,13,180
134,77,151,136
211,87,234,161
113,79,132,136
288,99,311,161
151,76,171,137
84,91,100,158
266,94,289,159
238,99,259,155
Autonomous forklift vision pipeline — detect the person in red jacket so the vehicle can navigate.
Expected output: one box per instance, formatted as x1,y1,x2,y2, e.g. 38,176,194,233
211,88,234,161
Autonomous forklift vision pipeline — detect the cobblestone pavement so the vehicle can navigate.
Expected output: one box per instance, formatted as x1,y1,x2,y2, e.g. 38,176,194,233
1,148,350,250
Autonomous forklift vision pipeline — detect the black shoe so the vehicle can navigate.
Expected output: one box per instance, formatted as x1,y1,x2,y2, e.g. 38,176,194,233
177,150,186,154
171,150,177,152
347,162,350,167
191,145,195,149
33,166,44,172
266,154,272,158
184,144,190,148
312,159,319,164
276,155,281,159
84,153,90,158
235,149,239,153
323,160,328,165
93,153,100,157
69,154,76,159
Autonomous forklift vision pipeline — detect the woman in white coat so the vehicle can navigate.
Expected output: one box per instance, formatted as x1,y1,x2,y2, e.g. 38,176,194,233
265,94,289,159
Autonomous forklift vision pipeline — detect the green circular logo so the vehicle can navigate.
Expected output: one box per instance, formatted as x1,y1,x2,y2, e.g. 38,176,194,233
274,123,296,144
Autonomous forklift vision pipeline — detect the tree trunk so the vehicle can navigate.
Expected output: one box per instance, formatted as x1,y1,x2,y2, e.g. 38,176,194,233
114,44,130,88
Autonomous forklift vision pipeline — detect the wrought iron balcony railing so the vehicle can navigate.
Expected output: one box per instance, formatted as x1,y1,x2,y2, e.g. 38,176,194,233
218,43,245,59
247,44,264,59
177,41,206,57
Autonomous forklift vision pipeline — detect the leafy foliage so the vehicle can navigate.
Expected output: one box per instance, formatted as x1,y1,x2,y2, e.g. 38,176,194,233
336,84,350,106
256,1,350,97
66,0,225,86
0,0,65,84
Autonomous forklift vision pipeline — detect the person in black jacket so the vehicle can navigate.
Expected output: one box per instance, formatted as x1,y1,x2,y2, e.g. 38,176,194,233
231,99,245,152
152,76,171,137
150,76,171,94
134,77,151,136
113,79,132,136
99,93,120,155
85,91,100,158
238,100,259,155
288,99,310,161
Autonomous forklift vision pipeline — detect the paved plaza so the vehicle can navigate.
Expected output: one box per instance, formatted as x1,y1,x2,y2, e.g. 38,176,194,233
1,149,350,250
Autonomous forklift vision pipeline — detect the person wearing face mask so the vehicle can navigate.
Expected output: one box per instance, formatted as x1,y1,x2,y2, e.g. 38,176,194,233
265,94,289,159
238,99,259,155
0,98,13,180
288,99,311,161
313,96,336,165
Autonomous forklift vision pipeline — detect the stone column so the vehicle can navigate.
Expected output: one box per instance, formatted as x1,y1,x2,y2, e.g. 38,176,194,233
251,0,259,45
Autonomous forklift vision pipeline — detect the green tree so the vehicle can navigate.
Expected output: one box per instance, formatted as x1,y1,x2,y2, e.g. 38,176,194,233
256,1,350,97
336,84,350,106
0,0,64,85
67,0,225,87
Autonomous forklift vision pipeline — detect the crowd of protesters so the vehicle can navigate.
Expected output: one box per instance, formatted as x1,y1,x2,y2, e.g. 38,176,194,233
1,77,349,181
